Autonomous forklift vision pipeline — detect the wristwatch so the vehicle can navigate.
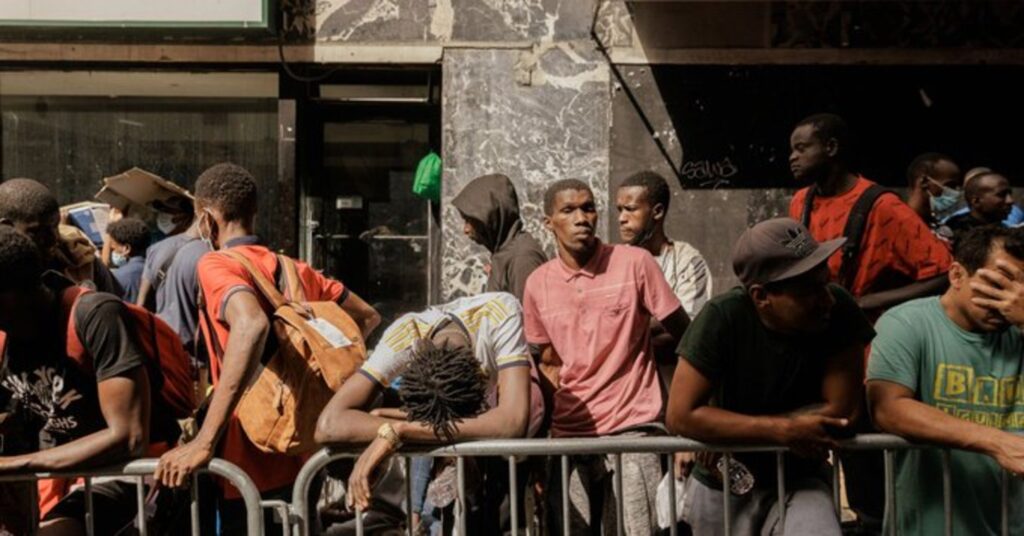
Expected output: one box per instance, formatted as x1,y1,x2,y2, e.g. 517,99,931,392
377,422,403,450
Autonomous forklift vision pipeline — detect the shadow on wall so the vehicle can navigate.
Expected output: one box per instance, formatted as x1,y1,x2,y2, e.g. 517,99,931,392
610,64,1024,292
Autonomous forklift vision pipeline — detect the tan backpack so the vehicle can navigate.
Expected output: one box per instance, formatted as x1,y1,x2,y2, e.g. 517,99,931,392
210,250,367,455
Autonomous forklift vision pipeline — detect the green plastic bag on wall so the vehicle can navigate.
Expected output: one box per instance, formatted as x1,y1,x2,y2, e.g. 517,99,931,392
413,151,442,202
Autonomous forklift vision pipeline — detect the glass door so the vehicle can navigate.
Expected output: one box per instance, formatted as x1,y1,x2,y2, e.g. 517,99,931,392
300,99,440,343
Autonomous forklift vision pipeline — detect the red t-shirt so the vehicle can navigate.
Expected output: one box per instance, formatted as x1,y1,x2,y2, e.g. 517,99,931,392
789,177,952,301
197,240,345,497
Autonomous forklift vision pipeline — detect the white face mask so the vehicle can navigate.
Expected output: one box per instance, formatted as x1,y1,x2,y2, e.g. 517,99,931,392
156,213,178,235
198,210,216,251
111,250,129,267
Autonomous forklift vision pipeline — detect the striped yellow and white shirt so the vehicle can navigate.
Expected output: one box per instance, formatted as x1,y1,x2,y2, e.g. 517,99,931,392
359,292,543,436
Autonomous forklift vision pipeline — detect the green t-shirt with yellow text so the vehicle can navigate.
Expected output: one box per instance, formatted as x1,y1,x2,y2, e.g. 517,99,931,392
868,297,1024,536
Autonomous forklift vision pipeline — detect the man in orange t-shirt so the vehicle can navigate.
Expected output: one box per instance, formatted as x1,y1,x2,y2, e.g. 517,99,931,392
787,113,951,530
153,163,381,535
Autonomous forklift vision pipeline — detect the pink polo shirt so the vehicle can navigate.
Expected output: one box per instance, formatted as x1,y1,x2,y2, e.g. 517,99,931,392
522,242,682,437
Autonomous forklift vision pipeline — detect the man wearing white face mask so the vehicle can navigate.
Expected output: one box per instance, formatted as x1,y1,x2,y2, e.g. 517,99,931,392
906,152,963,243
136,195,196,310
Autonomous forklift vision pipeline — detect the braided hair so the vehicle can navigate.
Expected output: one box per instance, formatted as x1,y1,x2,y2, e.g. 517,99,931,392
398,341,488,442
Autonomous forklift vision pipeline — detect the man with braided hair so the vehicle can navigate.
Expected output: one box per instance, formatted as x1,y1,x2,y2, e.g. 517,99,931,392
316,291,545,534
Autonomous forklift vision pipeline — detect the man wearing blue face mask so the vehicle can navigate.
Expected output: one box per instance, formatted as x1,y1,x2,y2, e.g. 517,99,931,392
906,152,963,242
106,217,151,303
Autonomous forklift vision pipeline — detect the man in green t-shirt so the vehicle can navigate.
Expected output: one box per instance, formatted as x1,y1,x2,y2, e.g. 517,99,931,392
667,218,874,535
868,225,1024,535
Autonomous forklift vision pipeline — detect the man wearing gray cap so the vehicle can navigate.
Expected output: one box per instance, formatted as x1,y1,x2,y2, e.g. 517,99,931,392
666,218,874,535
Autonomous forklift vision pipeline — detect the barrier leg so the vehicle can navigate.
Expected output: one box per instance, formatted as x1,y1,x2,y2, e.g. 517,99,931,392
667,454,677,536
721,454,732,536
1001,469,1009,536
883,450,896,536
831,452,840,516
208,459,264,536
191,474,201,536
509,457,519,536
456,457,467,536
561,455,571,536
135,476,148,536
85,477,95,536
941,449,952,536
614,454,624,536
405,456,414,536
776,451,786,535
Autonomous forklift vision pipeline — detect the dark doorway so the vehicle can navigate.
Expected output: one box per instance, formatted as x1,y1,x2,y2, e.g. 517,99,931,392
297,68,441,343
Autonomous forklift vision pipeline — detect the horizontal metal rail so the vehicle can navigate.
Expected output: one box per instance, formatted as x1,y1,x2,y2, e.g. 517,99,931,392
0,458,264,536
290,434,983,536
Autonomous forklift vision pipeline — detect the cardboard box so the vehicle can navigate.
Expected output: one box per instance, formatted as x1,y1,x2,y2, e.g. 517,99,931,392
95,167,192,218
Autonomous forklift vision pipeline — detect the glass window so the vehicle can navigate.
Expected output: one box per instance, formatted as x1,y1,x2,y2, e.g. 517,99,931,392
1,71,284,247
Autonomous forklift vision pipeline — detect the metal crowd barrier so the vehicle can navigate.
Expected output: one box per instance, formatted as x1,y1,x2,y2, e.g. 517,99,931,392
290,434,1016,536
0,457,264,536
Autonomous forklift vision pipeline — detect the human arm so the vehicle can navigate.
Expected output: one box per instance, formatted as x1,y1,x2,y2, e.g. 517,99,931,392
868,380,1024,475
857,274,948,312
0,368,150,473
532,343,561,410
339,290,381,339
135,278,153,308
857,199,951,312
154,291,269,487
665,358,849,456
317,365,531,446
317,364,532,509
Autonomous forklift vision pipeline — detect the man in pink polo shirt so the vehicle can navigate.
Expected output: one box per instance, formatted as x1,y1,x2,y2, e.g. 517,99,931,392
523,178,690,534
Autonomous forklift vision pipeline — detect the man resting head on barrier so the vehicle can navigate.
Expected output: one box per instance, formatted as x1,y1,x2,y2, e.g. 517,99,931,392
315,291,544,534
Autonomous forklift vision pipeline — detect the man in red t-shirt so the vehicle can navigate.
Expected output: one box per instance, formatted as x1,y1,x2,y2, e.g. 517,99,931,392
788,113,951,317
787,113,952,529
153,163,381,535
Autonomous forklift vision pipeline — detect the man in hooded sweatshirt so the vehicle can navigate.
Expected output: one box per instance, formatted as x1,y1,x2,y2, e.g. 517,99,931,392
453,173,548,301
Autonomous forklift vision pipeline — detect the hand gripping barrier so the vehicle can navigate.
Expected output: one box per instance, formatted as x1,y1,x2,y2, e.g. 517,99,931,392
0,457,264,536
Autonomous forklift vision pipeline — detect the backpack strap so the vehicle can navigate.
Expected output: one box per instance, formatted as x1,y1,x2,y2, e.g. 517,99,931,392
276,255,307,303
153,246,183,290
61,286,92,367
219,250,290,310
838,184,893,290
800,186,817,229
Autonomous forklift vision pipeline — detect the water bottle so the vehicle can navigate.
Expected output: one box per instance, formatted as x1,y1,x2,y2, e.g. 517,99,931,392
426,462,459,508
716,456,755,495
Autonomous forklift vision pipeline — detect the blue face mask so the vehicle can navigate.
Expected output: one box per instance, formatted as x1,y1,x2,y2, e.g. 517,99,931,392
111,250,128,267
928,180,963,220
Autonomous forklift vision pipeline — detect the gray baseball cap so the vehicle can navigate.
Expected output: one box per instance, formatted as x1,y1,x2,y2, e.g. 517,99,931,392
732,218,846,287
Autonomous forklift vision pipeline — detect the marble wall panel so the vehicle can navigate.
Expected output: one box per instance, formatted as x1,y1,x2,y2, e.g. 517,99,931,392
440,45,611,300
309,0,598,43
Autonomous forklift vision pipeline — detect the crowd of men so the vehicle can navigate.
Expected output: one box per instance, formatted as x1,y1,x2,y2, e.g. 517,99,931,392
0,112,1023,536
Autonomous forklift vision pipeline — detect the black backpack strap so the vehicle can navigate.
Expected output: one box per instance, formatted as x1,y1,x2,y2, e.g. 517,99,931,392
154,246,183,290
800,186,817,228
838,184,894,289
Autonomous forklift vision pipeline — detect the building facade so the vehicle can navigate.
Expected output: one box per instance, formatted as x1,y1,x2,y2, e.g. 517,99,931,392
3,0,1023,331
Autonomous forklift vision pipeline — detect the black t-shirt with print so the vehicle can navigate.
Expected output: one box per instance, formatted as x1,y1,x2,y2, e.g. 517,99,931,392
676,284,875,489
0,275,179,451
